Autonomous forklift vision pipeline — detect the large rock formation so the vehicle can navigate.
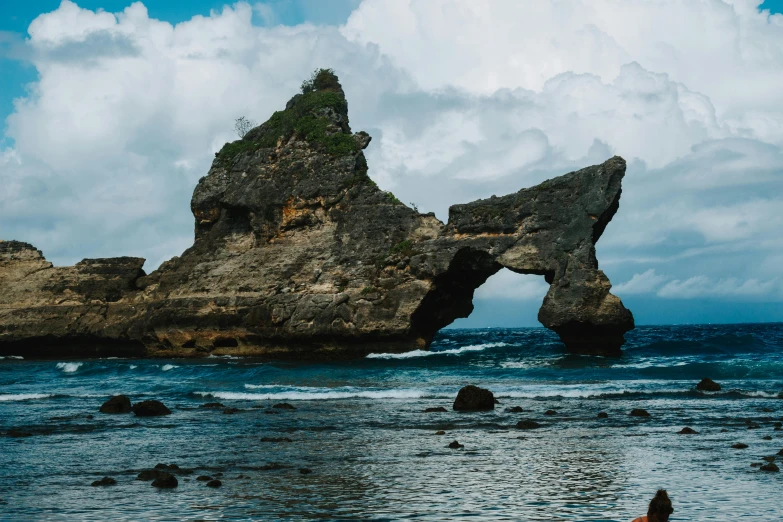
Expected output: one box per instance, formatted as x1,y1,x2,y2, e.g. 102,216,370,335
0,70,633,359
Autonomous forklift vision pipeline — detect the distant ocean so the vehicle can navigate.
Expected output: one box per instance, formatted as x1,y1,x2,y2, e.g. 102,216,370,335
1,323,782,520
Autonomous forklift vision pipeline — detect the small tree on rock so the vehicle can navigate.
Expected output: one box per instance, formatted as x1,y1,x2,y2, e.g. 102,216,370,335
300,68,340,94
234,116,257,138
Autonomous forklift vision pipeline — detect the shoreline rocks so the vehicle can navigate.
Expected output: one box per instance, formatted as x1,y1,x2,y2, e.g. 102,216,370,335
99,395,131,414
696,378,721,392
132,400,171,417
453,385,495,411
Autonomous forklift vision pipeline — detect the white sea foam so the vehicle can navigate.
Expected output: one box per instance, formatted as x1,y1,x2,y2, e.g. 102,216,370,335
198,387,429,401
0,393,54,401
161,364,178,372
0,356,24,360
129,365,137,369
366,342,508,359
56,362,83,373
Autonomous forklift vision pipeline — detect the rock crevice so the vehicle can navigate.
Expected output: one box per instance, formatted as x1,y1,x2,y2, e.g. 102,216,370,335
0,70,633,358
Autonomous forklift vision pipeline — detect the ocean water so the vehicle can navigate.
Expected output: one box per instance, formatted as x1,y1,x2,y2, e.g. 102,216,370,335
1,323,782,521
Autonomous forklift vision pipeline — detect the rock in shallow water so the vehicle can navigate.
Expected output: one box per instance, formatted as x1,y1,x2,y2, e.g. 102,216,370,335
732,443,749,449
151,473,178,488
516,420,542,430
447,441,464,449
99,395,131,414
695,378,721,392
424,407,448,413
597,412,608,419
629,409,650,417
132,400,171,417
91,477,116,487
272,403,296,410
453,385,495,411
206,479,222,487
760,462,779,472
678,427,698,434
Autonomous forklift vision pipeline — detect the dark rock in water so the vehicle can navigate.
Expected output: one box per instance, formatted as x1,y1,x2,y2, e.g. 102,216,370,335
494,398,500,404
132,400,171,417
453,385,495,411
678,427,698,435
507,406,524,413
597,412,608,419
516,420,542,430
264,410,280,415
774,422,782,428
762,456,776,463
760,462,779,472
222,408,240,414
629,409,650,417
762,435,772,440
258,463,286,471
137,469,168,481
695,378,721,392
299,468,313,475
151,472,178,488
199,402,225,409
435,430,446,435
6,429,32,437
99,395,131,414
154,463,180,471
91,477,116,487
720,429,728,433
732,443,749,449
424,407,448,413
206,479,222,487
0,73,634,360
260,437,293,443
448,440,464,449
196,475,213,482
544,409,557,416
751,462,763,467
778,449,783,456
747,423,761,429
273,403,296,410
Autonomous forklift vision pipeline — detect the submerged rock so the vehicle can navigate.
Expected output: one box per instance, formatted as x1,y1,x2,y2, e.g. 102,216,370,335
91,477,116,487
507,406,524,413
299,468,313,475
448,440,464,449
516,420,542,430
151,472,178,488
99,395,131,414
695,378,721,392
206,479,222,487
760,462,779,472
732,443,749,449
629,409,650,417
199,402,225,409
0,71,634,359
260,436,293,443
453,385,495,411
196,475,213,482
222,408,240,414
132,400,171,417
544,409,557,416
597,412,608,419
272,403,296,410
424,407,448,413
434,430,446,435
678,427,698,435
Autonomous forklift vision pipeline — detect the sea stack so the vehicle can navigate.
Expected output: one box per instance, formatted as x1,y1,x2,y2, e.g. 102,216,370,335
0,69,634,359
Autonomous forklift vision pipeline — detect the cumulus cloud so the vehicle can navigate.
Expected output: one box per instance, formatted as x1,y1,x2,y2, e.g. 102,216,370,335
1,0,782,315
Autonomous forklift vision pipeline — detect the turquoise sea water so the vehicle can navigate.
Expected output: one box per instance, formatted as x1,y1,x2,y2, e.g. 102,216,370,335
1,323,782,520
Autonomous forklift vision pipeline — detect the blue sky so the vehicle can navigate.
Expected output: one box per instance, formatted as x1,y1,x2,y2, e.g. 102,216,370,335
2,0,783,328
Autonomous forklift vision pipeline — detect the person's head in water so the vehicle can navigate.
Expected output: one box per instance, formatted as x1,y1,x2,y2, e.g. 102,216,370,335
647,489,674,522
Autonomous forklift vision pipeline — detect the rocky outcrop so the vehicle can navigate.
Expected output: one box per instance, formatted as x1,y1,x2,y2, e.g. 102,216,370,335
0,70,634,359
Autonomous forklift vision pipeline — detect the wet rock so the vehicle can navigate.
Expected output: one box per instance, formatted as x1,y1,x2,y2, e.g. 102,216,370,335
453,385,495,411
196,475,213,482
299,468,313,475
762,456,776,463
199,402,225,409
762,435,772,440
678,427,698,435
747,423,761,429
222,408,240,414
695,378,721,392
760,462,779,472
151,472,178,488
720,429,728,433
132,400,171,417
732,443,749,449
264,410,280,415
506,406,524,413
91,477,116,487
774,421,782,428
778,449,783,456
424,407,448,413
448,440,464,449
435,430,446,435
751,462,763,467
516,420,542,430
206,479,222,487
544,409,557,416
272,403,296,410
258,463,286,471
260,437,293,443
629,409,650,417
137,469,168,481
99,395,132,414
597,412,608,419
154,463,180,471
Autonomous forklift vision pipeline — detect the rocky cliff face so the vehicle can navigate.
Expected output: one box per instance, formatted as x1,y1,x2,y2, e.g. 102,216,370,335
0,71,634,359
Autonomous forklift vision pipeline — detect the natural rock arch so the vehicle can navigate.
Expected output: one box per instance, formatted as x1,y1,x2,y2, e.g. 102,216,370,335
0,70,633,358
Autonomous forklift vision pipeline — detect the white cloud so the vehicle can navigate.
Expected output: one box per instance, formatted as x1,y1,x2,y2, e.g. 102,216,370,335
0,0,782,313
657,276,781,299
473,269,550,301
613,269,669,295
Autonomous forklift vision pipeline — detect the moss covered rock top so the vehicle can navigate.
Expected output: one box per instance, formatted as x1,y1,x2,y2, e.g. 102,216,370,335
214,69,359,168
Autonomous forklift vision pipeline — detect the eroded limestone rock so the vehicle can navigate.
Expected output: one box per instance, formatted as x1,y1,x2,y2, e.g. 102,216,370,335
0,70,634,359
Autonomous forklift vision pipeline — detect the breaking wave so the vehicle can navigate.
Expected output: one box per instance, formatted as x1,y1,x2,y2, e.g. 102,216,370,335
367,342,508,359
0,393,55,402
196,386,431,401
56,362,83,373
